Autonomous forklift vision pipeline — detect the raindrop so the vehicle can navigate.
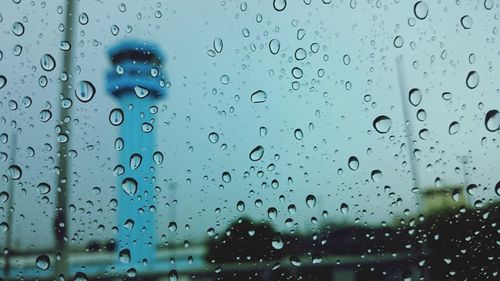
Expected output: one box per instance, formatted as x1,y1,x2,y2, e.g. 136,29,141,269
79,12,89,25
168,222,177,232
271,235,284,249
130,154,142,169
109,108,124,126
40,110,52,122
40,54,56,71
294,129,303,140
485,110,500,132
269,39,280,55
371,170,382,182
8,165,22,180
408,88,422,106
220,75,230,85
343,54,351,65
12,22,25,36
153,151,164,165
119,249,131,263
484,0,494,10
59,41,71,51
208,132,219,143
222,171,231,183
289,256,302,267
460,15,473,29
249,145,264,161
393,36,404,48
0,75,6,89
466,184,478,196
236,200,245,212
340,203,349,214
373,115,392,134
294,48,307,60
414,1,429,20
466,71,479,89
273,0,287,11
259,127,267,137
168,270,178,281
0,192,9,203
134,86,149,98
348,156,359,171
305,194,316,208
291,67,303,79
267,207,277,220
442,92,452,101
75,81,95,102
36,255,50,271
121,177,138,196
213,37,223,53
111,25,119,36
141,122,153,133
115,138,124,151
38,76,48,87
37,183,51,195
251,90,267,103
448,121,460,135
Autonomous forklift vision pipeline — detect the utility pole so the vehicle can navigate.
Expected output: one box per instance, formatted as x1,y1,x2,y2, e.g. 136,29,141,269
54,0,77,279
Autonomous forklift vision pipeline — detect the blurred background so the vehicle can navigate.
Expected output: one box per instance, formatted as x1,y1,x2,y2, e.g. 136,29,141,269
0,0,499,280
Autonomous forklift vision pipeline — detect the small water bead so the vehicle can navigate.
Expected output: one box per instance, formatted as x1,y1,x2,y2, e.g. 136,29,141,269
305,194,316,208
134,86,149,98
153,151,164,165
414,1,429,20
249,145,264,161
348,156,359,171
371,170,382,182
408,88,422,106
130,153,142,169
75,81,96,102
442,92,452,101
141,122,153,133
271,235,284,249
373,115,392,134
251,90,267,103
121,177,138,196
119,249,131,264
38,76,48,87
0,75,6,89
40,54,56,71
273,0,287,11
79,12,89,25
8,165,22,180
222,171,231,183
340,203,349,214
393,36,404,48
37,183,51,195
220,75,230,85
208,132,219,143
213,37,223,53
466,71,479,89
40,110,52,122
267,207,277,220
36,255,50,271
294,48,307,60
291,67,303,79
109,108,124,126
236,200,245,212
294,129,303,140
460,15,473,29
485,110,500,132
269,39,280,55
448,121,460,135
168,222,177,232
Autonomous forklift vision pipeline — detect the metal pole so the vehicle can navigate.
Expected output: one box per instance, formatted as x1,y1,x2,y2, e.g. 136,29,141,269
4,133,17,277
54,0,77,279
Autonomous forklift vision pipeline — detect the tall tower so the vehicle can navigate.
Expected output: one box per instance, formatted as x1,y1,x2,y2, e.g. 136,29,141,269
106,41,166,272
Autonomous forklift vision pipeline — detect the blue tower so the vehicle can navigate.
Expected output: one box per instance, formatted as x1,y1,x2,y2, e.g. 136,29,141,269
106,41,166,272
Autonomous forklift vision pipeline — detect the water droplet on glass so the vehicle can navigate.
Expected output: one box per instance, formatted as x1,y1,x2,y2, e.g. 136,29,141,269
414,1,429,20
484,0,494,10
485,110,500,132
273,0,287,11
168,270,178,281
294,129,303,140
8,165,22,180
271,235,284,249
222,171,231,183
348,156,359,171
448,121,460,135
442,92,452,101
0,75,6,89
408,88,422,106
40,110,52,122
12,22,25,36
213,37,223,53
208,132,219,143
340,203,349,214
373,115,392,134
371,170,382,182
130,154,142,170
460,15,473,29
168,222,177,232
75,81,95,103
36,255,50,271
79,12,89,25
37,183,51,195
119,249,131,263
236,200,245,212
109,108,124,126
269,39,280,54
153,151,164,165
305,194,316,208
220,75,230,85
0,192,9,203
59,41,71,51
466,71,479,89
251,90,267,103
260,127,268,137
121,177,138,196
393,36,404,48
267,207,277,220
40,54,56,71
289,256,302,267
294,48,307,60
134,86,149,98
249,145,264,161
141,122,153,133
